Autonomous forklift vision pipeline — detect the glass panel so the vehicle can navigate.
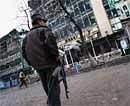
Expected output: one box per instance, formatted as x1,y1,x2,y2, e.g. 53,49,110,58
112,8,118,17
74,8,80,16
88,13,97,25
65,0,71,6
84,3,92,12
102,0,108,5
74,4,80,16
123,5,130,17
78,1,86,13
83,15,90,27
76,18,84,28
106,10,113,18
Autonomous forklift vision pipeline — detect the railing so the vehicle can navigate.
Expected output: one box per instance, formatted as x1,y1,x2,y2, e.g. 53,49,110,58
80,49,122,68
96,49,122,64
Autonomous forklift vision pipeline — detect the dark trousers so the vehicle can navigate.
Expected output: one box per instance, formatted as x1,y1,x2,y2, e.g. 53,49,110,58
19,78,27,88
38,68,61,106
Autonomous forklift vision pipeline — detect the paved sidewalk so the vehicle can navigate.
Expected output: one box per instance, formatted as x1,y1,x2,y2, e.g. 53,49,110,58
0,63,130,106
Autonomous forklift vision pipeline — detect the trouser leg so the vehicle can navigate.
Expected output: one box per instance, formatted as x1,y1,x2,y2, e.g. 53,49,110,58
38,71,48,96
48,76,61,106
23,79,28,87
19,78,24,87
38,68,61,106
46,68,61,106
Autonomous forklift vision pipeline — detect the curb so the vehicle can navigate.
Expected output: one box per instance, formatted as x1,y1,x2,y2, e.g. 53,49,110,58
66,55,130,75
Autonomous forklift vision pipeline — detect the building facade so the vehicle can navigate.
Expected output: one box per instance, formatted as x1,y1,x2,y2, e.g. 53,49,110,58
28,0,98,43
28,0,130,58
0,29,30,89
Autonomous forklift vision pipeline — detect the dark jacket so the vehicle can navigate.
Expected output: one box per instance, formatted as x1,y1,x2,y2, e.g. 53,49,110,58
22,25,59,70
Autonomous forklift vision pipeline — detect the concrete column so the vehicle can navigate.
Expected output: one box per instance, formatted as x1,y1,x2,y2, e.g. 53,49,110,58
90,0,113,37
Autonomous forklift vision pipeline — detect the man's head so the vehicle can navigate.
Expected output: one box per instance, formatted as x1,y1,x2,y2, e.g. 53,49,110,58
31,13,47,25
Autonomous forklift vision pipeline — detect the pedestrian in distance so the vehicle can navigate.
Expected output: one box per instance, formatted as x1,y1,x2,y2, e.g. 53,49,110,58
19,71,28,88
22,13,61,106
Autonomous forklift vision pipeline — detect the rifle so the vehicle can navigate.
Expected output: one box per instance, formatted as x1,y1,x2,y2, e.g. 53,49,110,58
52,51,69,99
60,55,69,99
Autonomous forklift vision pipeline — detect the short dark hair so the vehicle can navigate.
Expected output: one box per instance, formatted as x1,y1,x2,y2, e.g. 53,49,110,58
32,19,39,25
31,13,47,25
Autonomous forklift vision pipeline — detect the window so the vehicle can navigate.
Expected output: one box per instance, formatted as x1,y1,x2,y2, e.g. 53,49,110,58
66,24,74,34
59,17,65,25
88,13,97,25
55,31,62,40
78,1,86,13
60,28,66,38
66,6,75,17
73,26,78,32
74,4,80,16
65,0,71,6
55,19,59,25
76,18,84,28
84,3,92,12
123,5,130,17
116,8,122,16
15,58,21,65
104,4,110,10
70,11,75,17
75,8,80,16
102,0,108,5
51,21,57,28
83,15,90,27
65,16,70,23
111,8,118,17
106,10,113,18
0,65,7,70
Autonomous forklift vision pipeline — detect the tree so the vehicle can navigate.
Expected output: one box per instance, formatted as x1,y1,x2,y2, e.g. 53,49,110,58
57,0,86,56
57,0,97,66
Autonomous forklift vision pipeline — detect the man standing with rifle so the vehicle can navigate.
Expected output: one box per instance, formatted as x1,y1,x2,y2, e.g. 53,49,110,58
22,13,69,106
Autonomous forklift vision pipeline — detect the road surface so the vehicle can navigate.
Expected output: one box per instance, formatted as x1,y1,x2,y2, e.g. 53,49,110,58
0,63,130,106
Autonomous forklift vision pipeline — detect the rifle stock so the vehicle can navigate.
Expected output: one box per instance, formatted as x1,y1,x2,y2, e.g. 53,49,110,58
61,66,69,99
58,50,69,99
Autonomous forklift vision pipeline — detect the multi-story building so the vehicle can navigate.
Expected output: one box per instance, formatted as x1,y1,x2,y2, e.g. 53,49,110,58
0,29,30,89
102,0,130,54
28,0,98,42
28,0,130,58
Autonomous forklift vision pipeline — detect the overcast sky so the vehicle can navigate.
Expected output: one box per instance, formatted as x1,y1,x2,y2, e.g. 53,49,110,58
0,0,29,38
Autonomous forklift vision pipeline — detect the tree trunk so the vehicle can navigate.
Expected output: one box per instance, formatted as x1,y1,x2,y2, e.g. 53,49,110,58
57,0,97,67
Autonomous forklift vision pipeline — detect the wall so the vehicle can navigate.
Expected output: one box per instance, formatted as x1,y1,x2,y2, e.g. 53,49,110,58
91,0,113,36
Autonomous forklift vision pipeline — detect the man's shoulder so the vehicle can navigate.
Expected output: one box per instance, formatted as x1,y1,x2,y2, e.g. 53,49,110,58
40,26,52,33
31,25,50,31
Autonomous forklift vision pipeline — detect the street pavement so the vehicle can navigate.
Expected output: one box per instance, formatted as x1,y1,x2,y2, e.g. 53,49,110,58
0,62,130,106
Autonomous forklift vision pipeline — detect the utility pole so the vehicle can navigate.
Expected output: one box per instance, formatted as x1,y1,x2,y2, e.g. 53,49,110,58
22,0,31,30
17,0,31,30
23,8,31,30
